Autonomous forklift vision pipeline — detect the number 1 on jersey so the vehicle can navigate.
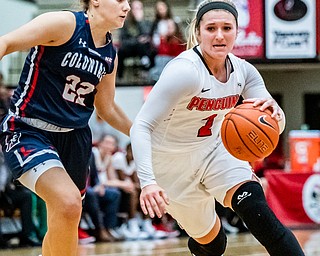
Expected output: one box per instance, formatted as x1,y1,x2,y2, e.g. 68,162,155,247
197,114,217,137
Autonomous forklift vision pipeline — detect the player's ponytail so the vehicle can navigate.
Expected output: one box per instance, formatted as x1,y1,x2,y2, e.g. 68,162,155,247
186,18,198,50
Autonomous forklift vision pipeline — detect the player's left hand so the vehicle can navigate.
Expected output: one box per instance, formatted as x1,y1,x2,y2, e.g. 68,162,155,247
243,98,283,122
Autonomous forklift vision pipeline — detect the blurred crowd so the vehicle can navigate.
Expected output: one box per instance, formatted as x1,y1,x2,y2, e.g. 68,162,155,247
116,0,186,83
0,0,286,249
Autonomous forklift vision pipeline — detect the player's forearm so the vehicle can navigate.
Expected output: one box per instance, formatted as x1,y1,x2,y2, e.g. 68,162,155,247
130,120,157,188
98,103,132,136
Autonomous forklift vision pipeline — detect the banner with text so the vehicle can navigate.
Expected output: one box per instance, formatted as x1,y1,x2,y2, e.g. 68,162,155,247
265,0,317,59
232,0,264,59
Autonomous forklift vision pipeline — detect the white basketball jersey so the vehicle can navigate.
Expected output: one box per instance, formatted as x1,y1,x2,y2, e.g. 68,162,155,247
150,46,269,153
131,46,271,188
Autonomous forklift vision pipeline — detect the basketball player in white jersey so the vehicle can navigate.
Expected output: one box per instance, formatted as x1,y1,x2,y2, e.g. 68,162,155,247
130,0,305,255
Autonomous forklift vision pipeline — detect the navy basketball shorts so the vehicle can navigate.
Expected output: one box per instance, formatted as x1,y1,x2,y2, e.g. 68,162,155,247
0,116,92,195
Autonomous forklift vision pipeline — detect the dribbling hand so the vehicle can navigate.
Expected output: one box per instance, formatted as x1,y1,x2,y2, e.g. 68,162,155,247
140,184,169,218
243,98,283,122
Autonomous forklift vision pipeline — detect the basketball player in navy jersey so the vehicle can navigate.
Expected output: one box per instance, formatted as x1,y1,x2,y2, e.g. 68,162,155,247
0,0,132,255
131,0,305,255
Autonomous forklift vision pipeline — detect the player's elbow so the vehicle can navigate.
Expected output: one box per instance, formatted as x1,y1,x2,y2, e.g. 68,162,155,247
95,104,115,123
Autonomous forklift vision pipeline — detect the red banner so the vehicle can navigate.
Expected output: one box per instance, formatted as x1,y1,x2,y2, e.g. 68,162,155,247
232,0,264,59
265,170,320,227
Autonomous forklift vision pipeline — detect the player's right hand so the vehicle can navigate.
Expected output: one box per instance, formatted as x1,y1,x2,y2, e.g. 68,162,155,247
140,184,169,218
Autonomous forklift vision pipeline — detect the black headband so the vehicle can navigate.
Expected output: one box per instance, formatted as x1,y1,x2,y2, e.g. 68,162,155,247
195,2,238,27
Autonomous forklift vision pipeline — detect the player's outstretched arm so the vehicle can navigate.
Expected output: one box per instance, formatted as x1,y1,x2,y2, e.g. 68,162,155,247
0,11,75,60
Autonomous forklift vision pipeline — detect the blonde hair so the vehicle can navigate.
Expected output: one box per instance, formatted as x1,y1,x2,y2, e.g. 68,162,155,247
186,0,237,50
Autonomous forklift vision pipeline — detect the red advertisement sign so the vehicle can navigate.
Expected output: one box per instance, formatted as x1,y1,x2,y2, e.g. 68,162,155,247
232,0,264,59
265,170,320,227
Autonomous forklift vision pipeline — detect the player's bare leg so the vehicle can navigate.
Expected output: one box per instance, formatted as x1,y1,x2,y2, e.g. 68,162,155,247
36,167,82,256
188,216,227,255
194,216,221,245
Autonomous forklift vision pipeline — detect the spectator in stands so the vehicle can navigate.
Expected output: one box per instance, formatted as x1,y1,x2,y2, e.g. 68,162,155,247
82,151,122,243
0,154,41,248
92,134,149,240
150,0,174,50
117,0,156,79
112,142,168,239
149,18,186,81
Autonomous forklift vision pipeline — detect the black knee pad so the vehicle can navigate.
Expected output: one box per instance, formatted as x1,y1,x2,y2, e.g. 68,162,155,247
232,181,304,256
188,223,227,256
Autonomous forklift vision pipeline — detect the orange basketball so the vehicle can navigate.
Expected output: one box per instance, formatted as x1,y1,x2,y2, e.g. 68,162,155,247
221,103,280,162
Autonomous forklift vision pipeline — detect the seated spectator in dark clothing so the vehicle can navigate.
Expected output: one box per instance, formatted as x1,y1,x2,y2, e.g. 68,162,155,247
92,134,150,240
0,154,41,248
117,0,156,79
82,151,122,242
83,187,120,242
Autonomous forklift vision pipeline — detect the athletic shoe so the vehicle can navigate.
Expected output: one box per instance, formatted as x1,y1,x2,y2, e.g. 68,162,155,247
108,228,125,241
141,219,169,239
128,218,149,239
221,218,239,234
117,222,149,240
153,222,180,238
114,223,136,240
128,218,141,234
78,227,96,244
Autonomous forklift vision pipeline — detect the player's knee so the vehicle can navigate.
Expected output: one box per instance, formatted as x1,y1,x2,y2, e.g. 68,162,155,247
231,181,305,255
188,224,227,256
231,181,266,213
57,193,82,221
231,181,285,244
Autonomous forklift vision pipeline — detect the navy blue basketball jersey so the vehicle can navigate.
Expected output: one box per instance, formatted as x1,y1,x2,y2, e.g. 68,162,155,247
10,11,116,128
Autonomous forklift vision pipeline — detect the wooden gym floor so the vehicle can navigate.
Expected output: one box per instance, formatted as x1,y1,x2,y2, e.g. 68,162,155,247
0,228,319,256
